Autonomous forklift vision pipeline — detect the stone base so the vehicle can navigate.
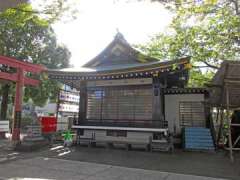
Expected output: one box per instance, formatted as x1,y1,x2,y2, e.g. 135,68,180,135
0,132,6,139
16,139,49,152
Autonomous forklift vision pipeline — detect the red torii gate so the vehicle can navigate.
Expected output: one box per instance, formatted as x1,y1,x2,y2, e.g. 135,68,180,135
0,55,46,144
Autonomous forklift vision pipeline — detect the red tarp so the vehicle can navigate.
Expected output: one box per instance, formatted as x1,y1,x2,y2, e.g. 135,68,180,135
40,116,57,133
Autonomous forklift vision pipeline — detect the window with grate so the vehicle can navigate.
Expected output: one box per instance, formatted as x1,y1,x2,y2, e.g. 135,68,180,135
86,86,152,121
179,101,206,127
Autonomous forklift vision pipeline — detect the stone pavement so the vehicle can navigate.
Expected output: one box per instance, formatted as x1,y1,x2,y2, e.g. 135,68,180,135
0,157,228,180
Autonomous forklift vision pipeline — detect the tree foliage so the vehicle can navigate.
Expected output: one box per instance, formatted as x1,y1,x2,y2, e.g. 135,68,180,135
0,3,71,107
138,0,240,86
14,0,78,23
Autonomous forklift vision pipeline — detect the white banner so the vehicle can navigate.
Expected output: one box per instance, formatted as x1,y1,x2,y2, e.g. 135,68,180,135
59,104,79,113
59,91,80,103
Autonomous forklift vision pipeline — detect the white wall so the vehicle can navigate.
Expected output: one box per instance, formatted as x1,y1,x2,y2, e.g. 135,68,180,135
35,103,56,116
164,94,205,134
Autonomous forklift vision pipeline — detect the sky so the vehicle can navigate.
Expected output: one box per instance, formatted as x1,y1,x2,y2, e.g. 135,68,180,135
33,0,173,67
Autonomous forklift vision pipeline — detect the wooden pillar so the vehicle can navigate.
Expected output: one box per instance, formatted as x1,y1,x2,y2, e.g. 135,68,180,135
78,81,87,124
217,108,224,145
226,87,234,162
12,68,24,143
160,84,164,121
56,90,60,122
152,77,164,126
216,108,220,123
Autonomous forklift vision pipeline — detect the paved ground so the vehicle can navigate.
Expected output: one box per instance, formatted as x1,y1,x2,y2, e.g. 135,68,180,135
0,142,240,180
42,145,240,180
0,157,228,180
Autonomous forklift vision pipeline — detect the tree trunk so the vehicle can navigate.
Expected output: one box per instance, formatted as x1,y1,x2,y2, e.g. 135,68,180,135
0,84,10,120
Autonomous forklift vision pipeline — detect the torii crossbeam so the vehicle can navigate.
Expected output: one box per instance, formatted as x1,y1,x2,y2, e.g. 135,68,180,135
0,55,46,144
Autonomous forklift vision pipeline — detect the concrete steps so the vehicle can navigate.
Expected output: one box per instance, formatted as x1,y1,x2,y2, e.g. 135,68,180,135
184,127,215,151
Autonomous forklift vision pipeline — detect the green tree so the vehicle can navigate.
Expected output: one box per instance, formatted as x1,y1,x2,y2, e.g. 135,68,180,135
0,3,71,119
13,0,78,22
138,0,240,87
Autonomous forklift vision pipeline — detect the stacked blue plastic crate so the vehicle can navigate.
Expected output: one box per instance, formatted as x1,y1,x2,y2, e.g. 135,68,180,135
184,127,215,151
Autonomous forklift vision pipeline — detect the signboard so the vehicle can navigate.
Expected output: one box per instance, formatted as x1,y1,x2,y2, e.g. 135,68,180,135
59,103,79,113
58,90,80,113
0,121,9,132
59,91,80,103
